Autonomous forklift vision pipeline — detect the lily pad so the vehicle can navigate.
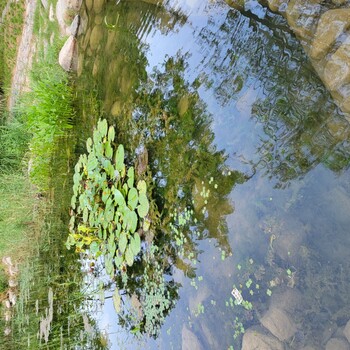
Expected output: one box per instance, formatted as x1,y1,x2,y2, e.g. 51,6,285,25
137,193,149,218
115,144,124,171
113,289,121,313
128,187,138,210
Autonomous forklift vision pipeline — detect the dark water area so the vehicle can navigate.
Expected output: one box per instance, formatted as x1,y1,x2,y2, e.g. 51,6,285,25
3,0,350,349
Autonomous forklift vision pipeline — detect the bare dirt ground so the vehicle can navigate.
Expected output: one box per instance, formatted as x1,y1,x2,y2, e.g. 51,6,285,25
7,0,37,110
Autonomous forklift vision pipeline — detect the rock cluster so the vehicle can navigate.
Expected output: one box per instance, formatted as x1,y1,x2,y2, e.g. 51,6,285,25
226,0,350,117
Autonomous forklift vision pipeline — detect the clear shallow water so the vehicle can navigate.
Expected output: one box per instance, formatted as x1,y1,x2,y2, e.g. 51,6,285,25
3,0,350,349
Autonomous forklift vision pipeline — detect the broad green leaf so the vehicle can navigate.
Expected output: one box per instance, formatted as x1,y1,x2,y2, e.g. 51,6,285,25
115,144,124,171
127,167,134,188
130,233,141,256
105,141,113,159
102,189,110,203
113,289,121,313
137,193,149,218
126,210,138,233
137,180,147,194
87,155,98,172
108,125,115,142
128,187,138,210
113,188,125,207
98,119,108,136
125,247,134,266
115,254,123,268
86,137,93,153
119,232,128,254
90,241,100,255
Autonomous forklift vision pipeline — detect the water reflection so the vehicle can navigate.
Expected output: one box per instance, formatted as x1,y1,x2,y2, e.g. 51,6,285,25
6,0,350,348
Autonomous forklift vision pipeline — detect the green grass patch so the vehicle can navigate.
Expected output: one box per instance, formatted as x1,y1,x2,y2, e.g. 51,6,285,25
16,42,75,190
0,0,25,91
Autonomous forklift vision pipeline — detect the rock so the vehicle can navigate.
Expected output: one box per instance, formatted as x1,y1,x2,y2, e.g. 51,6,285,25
242,327,284,350
274,230,305,266
56,0,82,35
343,319,350,342
301,346,317,350
95,14,103,25
89,25,103,51
310,9,350,60
93,0,104,14
110,100,122,117
69,15,80,37
182,325,203,350
325,338,350,350
286,0,322,43
332,0,348,4
85,0,93,11
260,307,297,341
324,37,350,91
189,285,210,314
270,288,303,313
41,0,48,10
59,35,78,71
267,0,288,13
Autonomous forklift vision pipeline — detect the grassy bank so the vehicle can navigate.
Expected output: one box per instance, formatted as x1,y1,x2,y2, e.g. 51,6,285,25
0,0,25,92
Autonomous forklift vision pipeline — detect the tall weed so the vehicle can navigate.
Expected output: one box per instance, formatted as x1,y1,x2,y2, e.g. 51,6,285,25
16,44,75,190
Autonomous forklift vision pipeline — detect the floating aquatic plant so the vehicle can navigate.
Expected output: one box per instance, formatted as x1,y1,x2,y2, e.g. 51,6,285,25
66,119,150,277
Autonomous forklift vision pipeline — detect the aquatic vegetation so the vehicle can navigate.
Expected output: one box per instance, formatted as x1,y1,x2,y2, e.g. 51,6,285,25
66,119,150,275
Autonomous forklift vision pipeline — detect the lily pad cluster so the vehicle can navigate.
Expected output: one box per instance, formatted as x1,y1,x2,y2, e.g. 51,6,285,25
66,119,150,277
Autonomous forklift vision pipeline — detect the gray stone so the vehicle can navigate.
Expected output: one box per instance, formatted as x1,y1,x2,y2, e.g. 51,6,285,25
343,319,350,343
59,35,78,72
325,338,349,350
41,0,48,10
69,15,80,37
182,325,203,350
242,327,284,350
310,9,350,60
56,0,82,35
260,307,297,341
267,0,288,13
270,288,303,313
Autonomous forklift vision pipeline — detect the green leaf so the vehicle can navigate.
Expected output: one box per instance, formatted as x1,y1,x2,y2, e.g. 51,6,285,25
143,217,151,232
126,210,138,233
130,233,141,256
86,137,93,153
113,188,125,207
125,247,134,266
98,119,108,136
128,187,138,210
137,193,149,218
71,195,76,210
137,180,147,194
113,289,121,313
105,141,113,159
87,155,98,173
108,125,115,142
108,234,116,255
115,144,124,171
127,167,134,188
119,232,128,254
90,241,100,255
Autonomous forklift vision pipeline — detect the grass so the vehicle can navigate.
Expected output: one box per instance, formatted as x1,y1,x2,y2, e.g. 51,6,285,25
15,40,75,190
0,0,25,92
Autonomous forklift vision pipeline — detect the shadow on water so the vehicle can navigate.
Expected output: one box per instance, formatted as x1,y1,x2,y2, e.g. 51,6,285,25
3,0,350,349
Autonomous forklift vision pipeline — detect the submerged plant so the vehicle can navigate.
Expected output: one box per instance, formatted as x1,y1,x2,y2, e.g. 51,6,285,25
66,119,150,276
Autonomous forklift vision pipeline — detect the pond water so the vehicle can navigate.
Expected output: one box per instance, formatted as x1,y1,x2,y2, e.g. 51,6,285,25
3,0,350,349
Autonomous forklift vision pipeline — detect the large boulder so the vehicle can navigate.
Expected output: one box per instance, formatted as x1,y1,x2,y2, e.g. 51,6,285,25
182,326,203,350
325,338,350,350
260,307,297,341
59,35,78,71
242,327,284,350
310,9,350,60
